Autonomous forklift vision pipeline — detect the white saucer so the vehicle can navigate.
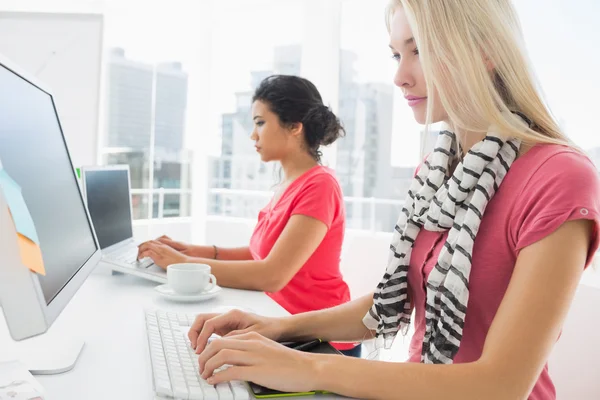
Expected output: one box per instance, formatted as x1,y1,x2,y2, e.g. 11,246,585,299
154,284,222,302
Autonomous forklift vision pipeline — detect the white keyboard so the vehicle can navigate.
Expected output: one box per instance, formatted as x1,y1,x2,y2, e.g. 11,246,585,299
145,309,251,400
108,247,154,268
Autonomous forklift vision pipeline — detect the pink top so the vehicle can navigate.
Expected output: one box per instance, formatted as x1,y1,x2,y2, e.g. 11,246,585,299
407,145,600,399
249,166,353,350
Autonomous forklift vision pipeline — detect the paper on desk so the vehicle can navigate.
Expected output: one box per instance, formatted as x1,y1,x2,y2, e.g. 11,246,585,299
0,360,45,400
0,169,40,245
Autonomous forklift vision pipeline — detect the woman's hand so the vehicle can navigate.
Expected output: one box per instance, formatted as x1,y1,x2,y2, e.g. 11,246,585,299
137,240,189,269
155,235,189,251
188,309,288,354
198,332,320,393
157,235,215,258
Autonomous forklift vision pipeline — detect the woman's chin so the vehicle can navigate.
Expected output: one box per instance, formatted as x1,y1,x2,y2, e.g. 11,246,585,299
412,110,427,125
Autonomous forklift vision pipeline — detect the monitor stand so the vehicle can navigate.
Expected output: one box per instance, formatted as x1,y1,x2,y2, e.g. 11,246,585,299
0,310,85,375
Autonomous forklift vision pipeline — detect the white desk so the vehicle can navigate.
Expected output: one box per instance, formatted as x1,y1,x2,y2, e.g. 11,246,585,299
1,264,343,400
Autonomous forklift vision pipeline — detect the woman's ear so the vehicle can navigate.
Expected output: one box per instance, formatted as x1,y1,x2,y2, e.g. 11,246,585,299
288,122,303,137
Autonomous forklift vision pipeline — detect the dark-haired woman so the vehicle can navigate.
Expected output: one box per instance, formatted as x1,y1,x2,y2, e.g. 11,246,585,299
138,75,359,355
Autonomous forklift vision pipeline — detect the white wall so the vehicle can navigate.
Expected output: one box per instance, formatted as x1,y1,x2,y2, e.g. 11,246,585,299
0,11,103,168
549,284,600,399
205,217,257,248
132,218,193,244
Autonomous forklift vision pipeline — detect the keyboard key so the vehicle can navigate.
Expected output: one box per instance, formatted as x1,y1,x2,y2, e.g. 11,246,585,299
230,384,250,400
216,383,235,400
147,309,238,400
173,385,189,399
154,379,172,397
202,385,218,399
189,386,203,399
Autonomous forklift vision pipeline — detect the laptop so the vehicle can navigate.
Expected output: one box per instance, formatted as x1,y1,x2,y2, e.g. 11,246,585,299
81,165,167,284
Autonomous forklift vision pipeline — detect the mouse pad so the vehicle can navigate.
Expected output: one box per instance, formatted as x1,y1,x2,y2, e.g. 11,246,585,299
248,342,342,398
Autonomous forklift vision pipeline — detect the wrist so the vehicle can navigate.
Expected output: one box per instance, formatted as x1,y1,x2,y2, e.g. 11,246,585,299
307,353,333,391
275,315,297,340
187,245,211,259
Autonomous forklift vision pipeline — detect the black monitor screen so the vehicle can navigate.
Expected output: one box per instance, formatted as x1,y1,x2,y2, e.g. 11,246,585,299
83,169,133,249
0,64,98,305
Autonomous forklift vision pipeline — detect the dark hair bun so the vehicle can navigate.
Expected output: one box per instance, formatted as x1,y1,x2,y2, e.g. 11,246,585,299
252,75,345,163
302,104,345,148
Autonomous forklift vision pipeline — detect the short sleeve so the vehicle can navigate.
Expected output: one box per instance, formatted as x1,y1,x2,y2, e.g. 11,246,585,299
290,174,342,229
511,150,600,266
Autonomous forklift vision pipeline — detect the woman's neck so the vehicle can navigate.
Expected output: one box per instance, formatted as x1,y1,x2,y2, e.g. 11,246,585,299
454,128,486,157
280,152,319,183
454,126,531,160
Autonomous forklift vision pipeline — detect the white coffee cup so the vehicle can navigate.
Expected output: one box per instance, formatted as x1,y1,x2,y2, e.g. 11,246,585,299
167,263,217,295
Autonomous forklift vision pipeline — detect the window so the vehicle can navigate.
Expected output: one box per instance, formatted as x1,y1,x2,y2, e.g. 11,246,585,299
513,1,600,163
206,0,306,218
338,0,415,231
92,0,599,232
100,0,197,220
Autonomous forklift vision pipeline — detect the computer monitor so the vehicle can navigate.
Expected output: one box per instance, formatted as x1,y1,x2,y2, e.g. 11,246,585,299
0,54,102,373
81,165,134,250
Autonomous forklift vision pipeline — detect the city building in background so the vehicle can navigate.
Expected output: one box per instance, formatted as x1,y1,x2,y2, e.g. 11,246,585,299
208,45,302,218
103,48,192,219
208,45,412,231
103,45,446,227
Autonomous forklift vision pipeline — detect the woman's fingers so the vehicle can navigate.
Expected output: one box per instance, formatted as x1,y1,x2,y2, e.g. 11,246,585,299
198,337,258,373
223,328,252,338
200,348,256,380
188,313,219,349
207,366,252,385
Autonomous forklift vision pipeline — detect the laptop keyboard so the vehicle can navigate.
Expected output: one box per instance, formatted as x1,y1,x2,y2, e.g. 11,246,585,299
107,247,154,269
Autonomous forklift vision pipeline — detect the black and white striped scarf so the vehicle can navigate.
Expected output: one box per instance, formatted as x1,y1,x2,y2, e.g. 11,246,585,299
363,119,526,364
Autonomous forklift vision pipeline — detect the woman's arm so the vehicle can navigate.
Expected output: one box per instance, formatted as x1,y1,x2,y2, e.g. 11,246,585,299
190,246,252,261
188,293,375,354
155,236,253,260
187,214,328,292
311,219,593,400
137,214,331,292
279,293,375,342
201,219,593,400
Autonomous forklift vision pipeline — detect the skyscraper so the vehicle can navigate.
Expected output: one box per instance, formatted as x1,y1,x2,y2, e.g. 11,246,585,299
105,48,153,151
209,46,303,217
209,45,399,230
336,51,395,229
154,61,188,153
105,48,190,217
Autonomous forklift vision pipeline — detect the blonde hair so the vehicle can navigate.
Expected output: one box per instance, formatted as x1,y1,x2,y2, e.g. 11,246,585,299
387,0,571,148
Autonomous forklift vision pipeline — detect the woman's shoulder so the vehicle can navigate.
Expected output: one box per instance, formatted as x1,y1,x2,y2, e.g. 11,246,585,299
505,143,600,219
513,144,599,189
504,144,600,254
300,165,343,190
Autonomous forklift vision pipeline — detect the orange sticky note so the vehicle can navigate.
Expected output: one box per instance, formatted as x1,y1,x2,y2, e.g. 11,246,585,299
16,233,46,276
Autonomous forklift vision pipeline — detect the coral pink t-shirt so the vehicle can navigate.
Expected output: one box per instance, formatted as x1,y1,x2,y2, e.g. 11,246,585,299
249,166,353,350
406,145,600,399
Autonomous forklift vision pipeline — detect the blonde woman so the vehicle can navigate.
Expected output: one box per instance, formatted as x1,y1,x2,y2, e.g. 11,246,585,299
186,1,600,398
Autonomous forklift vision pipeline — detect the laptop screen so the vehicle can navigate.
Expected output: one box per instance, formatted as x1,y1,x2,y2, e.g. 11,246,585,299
83,168,133,249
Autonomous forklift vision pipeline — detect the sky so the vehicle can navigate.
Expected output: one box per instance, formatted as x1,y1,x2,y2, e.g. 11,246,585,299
4,0,600,168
